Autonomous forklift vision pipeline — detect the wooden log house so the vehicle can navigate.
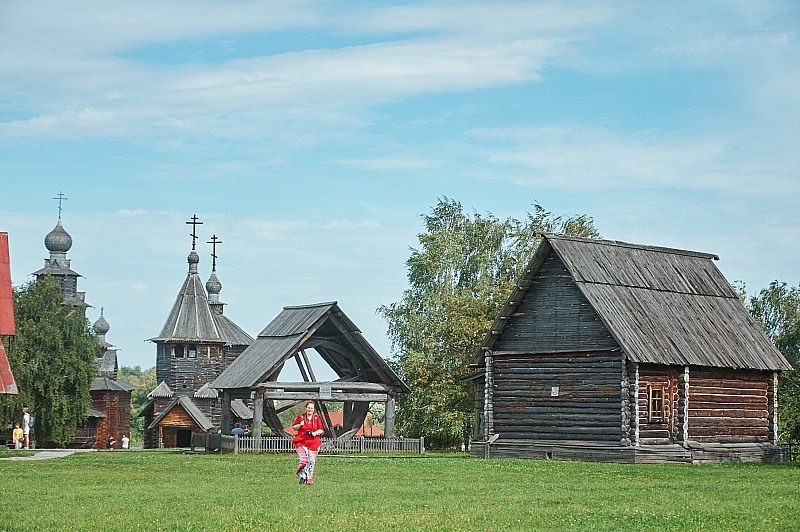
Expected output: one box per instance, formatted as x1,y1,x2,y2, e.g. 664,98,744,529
468,233,792,463
211,301,409,445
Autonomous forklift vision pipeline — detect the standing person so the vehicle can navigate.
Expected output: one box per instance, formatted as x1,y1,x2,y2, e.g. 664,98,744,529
107,434,116,450
121,435,129,450
231,423,245,436
12,422,23,450
291,401,323,485
22,407,30,449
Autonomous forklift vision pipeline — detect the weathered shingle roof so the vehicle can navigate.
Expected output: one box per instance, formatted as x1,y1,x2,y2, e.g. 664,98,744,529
90,376,137,392
211,302,408,391
147,396,213,432
212,312,254,347
148,381,174,398
231,399,253,419
150,267,224,343
473,234,792,371
194,382,219,399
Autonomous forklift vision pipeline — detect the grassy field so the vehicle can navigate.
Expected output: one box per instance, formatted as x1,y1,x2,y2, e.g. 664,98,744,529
0,450,798,531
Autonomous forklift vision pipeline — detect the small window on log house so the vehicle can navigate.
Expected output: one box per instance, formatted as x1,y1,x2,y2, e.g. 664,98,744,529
174,345,184,358
648,386,665,422
188,345,197,358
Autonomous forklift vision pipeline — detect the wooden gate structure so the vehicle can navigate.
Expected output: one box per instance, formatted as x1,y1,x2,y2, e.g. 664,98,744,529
211,302,408,447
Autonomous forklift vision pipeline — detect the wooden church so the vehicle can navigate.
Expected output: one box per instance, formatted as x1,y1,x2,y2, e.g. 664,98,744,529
468,233,792,463
140,219,254,448
31,205,136,448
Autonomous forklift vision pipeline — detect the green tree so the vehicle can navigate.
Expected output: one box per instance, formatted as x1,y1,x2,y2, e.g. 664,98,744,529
0,277,99,445
120,365,157,445
379,198,599,448
747,281,800,440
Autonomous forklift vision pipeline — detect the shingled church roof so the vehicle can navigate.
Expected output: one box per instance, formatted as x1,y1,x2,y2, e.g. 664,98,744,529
471,233,792,372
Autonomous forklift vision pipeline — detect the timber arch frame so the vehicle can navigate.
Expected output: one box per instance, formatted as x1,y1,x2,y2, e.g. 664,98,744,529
211,302,408,440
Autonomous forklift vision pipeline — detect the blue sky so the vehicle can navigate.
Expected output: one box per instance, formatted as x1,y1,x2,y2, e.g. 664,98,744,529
1,0,799,373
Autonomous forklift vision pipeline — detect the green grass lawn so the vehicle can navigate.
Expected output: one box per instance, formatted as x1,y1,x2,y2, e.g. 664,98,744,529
0,451,797,531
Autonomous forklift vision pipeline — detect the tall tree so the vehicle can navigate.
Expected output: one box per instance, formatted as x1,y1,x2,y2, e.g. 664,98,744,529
379,198,599,447
0,277,98,445
747,281,800,440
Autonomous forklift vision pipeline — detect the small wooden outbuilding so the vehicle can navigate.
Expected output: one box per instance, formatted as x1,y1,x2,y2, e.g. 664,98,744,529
211,302,408,442
469,233,792,463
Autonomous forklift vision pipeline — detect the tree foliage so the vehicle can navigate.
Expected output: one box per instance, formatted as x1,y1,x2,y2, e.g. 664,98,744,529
379,198,599,447
746,281,800,440
120,365,157,444
0,277,98,445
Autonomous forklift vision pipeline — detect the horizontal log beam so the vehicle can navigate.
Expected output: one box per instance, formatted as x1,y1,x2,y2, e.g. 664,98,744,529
262,391,389,402
257,381,400,392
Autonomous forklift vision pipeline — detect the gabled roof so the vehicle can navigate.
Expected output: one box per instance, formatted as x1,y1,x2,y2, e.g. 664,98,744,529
147,396,213,432
194,382,219,399
148,381,174,398
150,262,224,344
91,376,138,392
472,234,792,372
211,302,409,391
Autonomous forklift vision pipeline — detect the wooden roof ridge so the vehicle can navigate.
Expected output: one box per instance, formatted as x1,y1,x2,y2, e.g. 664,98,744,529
147,396,213,432
539,232,720,261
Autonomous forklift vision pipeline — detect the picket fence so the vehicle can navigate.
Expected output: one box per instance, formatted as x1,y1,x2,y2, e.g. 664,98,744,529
191,432,424,455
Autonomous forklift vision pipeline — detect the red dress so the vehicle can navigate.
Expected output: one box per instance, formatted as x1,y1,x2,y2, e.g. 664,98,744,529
292,413,322,451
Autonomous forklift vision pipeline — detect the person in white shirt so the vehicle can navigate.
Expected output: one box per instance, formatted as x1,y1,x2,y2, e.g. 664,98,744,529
121,435,130,449
22,406,30,449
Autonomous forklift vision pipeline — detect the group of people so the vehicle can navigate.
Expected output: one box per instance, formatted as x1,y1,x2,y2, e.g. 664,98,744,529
107,434,129,450
10,406,31,449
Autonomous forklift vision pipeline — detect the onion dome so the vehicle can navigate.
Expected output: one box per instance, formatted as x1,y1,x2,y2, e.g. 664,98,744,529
206,272,222,296
44,220,72,253
187,250,200,273
93,309,110,335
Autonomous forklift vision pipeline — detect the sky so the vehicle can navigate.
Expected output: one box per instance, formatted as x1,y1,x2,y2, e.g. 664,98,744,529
1,0,799,374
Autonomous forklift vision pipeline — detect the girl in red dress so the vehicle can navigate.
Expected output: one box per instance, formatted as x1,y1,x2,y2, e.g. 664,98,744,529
292,400,323,484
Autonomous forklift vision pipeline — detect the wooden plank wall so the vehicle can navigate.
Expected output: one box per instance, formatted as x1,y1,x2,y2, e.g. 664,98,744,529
492,351,621,442
492,251,618,354
687,368,771,443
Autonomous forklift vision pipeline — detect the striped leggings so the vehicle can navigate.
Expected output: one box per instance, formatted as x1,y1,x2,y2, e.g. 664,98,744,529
295,445,318,483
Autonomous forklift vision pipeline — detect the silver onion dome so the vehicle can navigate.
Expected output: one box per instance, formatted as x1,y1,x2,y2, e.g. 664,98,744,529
44,220,72,253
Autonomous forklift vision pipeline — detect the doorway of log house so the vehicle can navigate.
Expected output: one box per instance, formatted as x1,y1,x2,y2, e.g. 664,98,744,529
176,429,192,447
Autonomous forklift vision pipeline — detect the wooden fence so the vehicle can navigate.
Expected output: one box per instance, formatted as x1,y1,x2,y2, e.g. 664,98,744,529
191,432,424,455
787,441,799,463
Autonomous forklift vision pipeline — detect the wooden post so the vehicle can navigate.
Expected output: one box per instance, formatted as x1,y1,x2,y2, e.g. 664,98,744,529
343,401,352,430
384,393,396,438
234,434,239,455
253,391,264,452
158,425,163,449
633,363,639,446
221,390,232,435
771,371,778,445
682,366,690,446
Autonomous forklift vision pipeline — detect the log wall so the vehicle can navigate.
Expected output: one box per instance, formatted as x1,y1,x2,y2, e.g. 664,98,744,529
687,367,771,443
90,390,132,449
492,351,621,442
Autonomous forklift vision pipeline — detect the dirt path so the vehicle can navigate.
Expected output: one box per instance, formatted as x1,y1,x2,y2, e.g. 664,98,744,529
0,449,96,461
